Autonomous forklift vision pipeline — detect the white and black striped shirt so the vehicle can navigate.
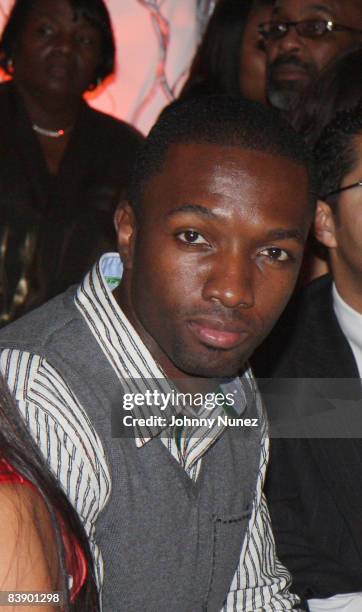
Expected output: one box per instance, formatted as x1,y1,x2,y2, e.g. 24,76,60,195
0,253,299,611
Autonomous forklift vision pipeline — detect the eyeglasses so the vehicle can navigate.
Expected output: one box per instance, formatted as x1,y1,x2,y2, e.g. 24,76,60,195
322,180,362,200
259,19,362,41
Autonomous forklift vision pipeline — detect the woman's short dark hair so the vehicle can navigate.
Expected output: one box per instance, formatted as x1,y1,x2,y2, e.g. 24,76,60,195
0,0,115,83
291,46,362,147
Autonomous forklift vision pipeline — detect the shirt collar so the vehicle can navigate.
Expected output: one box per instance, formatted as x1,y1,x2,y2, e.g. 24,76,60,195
333,283,362,352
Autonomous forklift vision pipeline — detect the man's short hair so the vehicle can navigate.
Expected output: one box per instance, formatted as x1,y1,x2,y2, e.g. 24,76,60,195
0,0,115,83
129,95,317,211
315,104,362,208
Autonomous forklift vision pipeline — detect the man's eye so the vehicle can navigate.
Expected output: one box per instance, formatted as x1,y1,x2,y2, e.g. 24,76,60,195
260,247,290,262
177,231,209,245
76,34,96,46
37,24,54,37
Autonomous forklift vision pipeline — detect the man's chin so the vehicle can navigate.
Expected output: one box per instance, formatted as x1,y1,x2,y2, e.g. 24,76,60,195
174,352,250,380
267,83,305,111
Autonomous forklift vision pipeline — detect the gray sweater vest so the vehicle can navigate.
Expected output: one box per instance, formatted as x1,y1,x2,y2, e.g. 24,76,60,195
0,288,262,612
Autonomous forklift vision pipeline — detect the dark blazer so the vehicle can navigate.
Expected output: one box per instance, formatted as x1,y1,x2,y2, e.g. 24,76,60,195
0,81,144,324
252,275,362,601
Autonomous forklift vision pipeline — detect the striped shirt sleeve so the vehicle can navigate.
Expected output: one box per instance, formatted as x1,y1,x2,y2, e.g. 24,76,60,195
0,348,111,589
222,436,301,611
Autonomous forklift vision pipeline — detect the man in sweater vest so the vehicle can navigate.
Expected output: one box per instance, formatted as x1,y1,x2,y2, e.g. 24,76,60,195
0,96,315,611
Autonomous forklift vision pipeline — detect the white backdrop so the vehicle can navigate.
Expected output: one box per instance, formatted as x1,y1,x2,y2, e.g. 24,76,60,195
0,0,215,134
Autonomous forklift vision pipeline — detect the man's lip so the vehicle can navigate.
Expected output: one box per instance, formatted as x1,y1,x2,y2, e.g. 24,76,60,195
47,62,72,78
188,319,249,350
272,64,309,80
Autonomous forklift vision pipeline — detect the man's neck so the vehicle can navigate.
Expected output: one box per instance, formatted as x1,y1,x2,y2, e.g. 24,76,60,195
14,83,81,131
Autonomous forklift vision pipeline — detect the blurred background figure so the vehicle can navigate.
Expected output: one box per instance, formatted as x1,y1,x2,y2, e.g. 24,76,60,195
0,0,216,134
253,102,362,612
0,0,143,326
252,41,362,607
260,0,362,113
0,376,99,610
289,46,362,282
180,0,273,104
291,46,362,147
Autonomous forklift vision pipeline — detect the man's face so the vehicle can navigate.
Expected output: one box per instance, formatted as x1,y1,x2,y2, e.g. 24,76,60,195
266,0,362,111
117,143,311,380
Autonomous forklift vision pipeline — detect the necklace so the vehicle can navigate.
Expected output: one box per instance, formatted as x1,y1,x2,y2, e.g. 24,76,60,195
32,123,69,138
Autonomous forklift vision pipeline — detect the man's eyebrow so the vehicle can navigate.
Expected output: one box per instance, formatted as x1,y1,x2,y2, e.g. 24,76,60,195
305,4,334,15
273,3,333,17
266,228,305,243
165,204,218,219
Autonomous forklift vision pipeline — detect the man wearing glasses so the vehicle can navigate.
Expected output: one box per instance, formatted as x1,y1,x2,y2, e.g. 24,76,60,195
259,0,362,111
253,107,362,610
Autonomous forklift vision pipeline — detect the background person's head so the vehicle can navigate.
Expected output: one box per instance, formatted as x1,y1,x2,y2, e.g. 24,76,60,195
261,0,362,111
291,46,362,146
0,0,115,101
115,96,315,380
180,0,273,104
288,45,362,283
314,105,362,310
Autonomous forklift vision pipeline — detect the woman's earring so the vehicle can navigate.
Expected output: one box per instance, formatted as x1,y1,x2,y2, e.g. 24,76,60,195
6,58,14,74
88,77,102,91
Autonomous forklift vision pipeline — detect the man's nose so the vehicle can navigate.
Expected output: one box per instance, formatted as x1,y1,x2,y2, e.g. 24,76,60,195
202,252,255,309
270,26,304,56
52,32,74,54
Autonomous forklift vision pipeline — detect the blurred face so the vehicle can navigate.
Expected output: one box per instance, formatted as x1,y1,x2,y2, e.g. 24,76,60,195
239,3,273,104
265,0,362,110
13,0,101,100
116,143,311,380
330,137,362,302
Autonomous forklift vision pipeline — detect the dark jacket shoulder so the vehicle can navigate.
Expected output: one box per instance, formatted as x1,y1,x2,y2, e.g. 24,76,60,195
251,274,356,379
82,102,144,148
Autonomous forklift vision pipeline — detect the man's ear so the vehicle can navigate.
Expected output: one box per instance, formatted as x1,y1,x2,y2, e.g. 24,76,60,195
114,202,137,269
314,200,338,249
